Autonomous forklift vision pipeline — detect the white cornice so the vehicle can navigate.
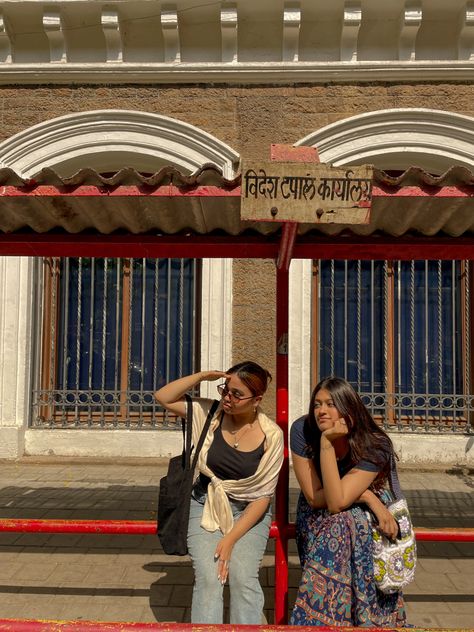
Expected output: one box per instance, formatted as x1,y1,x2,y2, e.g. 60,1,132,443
0,1,472,84
0,60,473,84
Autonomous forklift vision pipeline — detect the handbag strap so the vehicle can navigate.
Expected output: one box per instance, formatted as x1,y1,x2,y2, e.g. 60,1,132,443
182,393,194,471
388,451,404,501
191,398,219,471
181,394,219,472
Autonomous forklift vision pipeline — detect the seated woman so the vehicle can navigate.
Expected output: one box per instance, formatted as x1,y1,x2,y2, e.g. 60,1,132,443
290,376,408,627
155,361,283,625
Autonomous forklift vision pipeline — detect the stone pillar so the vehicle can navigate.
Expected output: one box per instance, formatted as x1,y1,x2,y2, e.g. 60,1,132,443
0,257,34,458
289,258,312,423
199,258,232,397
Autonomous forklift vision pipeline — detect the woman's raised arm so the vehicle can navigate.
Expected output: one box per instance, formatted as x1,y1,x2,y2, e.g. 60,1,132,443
154,370,227,417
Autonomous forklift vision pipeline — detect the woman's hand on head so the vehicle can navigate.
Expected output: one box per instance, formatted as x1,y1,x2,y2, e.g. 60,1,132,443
214,535,235,585
200,370,229,382
322,417,349,442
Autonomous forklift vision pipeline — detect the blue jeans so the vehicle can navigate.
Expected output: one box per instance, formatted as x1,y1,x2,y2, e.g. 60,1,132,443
187,495,272,624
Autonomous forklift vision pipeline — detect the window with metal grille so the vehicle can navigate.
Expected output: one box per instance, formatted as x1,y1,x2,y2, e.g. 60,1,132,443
314,259,473,433
32,257,199,428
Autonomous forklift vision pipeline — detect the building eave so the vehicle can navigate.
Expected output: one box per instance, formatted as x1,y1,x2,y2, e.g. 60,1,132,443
0,61,473,85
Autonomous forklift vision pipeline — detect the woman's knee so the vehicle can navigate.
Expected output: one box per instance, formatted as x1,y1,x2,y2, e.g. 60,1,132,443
228,558,259,591
193,559,221,593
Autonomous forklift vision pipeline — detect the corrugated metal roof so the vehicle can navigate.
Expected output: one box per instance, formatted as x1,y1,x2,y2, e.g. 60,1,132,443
0,165,472,237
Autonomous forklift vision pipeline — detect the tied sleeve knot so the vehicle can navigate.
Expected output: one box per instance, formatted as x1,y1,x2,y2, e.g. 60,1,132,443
201,476,234,534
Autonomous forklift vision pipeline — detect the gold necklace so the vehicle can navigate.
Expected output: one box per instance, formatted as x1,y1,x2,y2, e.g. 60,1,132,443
230,424,252,449
228,414,256,449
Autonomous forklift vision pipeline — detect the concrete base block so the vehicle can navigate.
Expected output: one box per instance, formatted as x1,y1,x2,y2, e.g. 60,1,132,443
20,428,474,465
0,426,25,459
391,433,473,466
25,429,182,459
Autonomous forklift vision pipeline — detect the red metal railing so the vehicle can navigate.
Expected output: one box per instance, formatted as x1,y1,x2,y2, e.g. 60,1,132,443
1,518,474,542
0,619,448,632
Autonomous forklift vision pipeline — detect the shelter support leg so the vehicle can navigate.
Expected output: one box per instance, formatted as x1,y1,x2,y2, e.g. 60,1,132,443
274,262,291,624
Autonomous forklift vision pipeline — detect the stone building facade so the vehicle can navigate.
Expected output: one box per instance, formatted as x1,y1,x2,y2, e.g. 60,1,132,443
0,0,473,463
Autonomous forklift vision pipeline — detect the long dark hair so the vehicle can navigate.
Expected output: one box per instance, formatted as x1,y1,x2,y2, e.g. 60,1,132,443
303,376,393,482
226,360,272,397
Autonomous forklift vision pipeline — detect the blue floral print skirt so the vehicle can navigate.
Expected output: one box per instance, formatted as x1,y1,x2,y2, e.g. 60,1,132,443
290,494,407,627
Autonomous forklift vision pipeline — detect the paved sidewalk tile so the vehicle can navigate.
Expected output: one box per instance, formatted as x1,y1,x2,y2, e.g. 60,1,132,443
0,458,472,627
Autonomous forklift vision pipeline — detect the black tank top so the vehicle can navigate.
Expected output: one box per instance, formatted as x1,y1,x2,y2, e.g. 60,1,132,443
203,422,265,481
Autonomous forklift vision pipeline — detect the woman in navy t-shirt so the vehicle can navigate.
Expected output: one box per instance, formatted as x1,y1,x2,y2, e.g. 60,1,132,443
290,376,408,627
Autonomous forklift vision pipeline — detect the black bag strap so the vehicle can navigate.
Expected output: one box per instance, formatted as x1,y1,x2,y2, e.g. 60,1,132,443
182,393,193,471
182,394,219,472
387,452,404,501
191,398,219,471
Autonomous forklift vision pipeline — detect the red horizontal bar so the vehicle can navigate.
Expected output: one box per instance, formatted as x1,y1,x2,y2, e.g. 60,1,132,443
1,519,472,542
293,236,474,261
0,618,428,632
372,184,473,198
0,184,471,198
1,234,474,260
0,519,156,534
0,234,279,259
0,185,241,198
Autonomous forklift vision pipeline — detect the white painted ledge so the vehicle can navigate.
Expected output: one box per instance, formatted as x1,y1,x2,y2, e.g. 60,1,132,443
390,433,473,466
25,429,183,459
24,428,473,466
0,61,473,84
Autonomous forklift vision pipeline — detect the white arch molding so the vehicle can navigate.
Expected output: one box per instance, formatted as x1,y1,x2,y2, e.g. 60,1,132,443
0,110,236,457
289,108,474,420
0,110,240,179
296,108,474,172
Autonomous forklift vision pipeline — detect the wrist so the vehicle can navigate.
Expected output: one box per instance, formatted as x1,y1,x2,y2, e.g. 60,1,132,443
320,436,335,451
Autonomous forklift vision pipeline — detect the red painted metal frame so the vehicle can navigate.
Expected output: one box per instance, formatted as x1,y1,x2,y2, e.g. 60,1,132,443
0,519,473,542
0,179,473,626
1,234,474,260
0,619,430,632
0,183,471,198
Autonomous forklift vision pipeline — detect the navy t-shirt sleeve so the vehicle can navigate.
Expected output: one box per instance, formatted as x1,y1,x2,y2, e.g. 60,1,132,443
353,458,381,472
290,416,312,458
353,444,391,474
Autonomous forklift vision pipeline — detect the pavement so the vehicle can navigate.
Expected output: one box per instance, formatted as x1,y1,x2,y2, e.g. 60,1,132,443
0,457,472,629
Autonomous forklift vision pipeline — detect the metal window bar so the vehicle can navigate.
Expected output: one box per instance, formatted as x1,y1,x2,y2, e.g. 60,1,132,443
317,259,473,434
32,257,199,429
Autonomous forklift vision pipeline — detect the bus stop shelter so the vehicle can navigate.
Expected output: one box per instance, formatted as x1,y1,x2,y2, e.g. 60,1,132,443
0,155,473,625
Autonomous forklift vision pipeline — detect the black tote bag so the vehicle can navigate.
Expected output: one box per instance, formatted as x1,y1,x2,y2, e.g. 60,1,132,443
157,394,219,555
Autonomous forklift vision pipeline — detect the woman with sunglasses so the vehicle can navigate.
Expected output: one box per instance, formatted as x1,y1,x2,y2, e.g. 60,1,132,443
154,361,283,624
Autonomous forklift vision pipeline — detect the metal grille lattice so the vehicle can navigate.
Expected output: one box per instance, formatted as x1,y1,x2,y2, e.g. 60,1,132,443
32,257,198,429
318,259,473,434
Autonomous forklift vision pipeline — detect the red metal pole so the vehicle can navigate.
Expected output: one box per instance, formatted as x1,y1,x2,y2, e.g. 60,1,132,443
274,262,291,625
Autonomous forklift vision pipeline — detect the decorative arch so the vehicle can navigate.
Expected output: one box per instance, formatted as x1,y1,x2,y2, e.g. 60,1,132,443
0,110,236,405
295,108,474,173
289,108,474,421
0,110,240,179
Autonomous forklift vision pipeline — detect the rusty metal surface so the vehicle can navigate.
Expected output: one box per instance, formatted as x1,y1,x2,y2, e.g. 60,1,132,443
0,165,472,237
0,619,472,632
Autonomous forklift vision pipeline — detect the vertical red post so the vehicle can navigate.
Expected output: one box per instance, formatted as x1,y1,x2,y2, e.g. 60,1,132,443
271,144,318,624
274,263,290,624
274,221,297,624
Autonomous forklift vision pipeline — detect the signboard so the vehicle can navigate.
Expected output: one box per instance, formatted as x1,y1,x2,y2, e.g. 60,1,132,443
241,161,373,224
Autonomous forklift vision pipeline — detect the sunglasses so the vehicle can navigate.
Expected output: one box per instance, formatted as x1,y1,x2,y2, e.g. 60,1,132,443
217,384,255,402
